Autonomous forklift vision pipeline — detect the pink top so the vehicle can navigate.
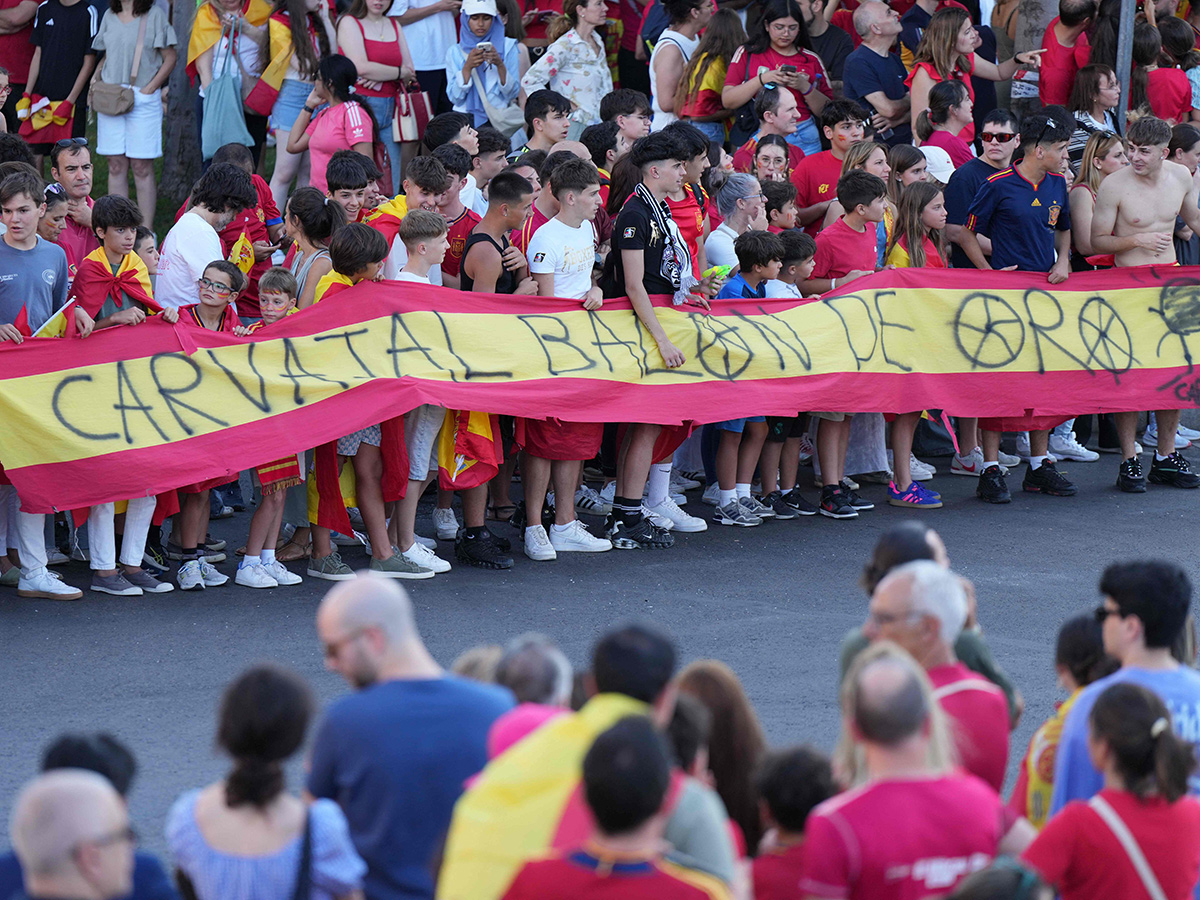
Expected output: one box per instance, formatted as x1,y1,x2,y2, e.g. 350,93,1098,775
923,128,974,169
305,101,374,193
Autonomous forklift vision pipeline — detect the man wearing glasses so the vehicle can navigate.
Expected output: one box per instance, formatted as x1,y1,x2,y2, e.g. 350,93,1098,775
944,107,1020,270
9,769,135,900
1050,560,1200,819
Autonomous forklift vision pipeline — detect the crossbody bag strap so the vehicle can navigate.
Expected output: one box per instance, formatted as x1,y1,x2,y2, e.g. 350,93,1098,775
129,12,148,85
291,808,313,900
1089,795,1169,900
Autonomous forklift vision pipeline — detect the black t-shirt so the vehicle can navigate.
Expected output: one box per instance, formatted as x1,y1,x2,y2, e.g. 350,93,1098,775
602,192,678,298
810,25,853,81
944,156,1002,269
842,44,913,146
31,0,98,99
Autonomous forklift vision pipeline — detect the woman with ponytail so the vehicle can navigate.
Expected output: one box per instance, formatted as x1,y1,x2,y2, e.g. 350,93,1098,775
1023,682,1200,900
167,664,366,900
915,78,974,169
519,0,611,136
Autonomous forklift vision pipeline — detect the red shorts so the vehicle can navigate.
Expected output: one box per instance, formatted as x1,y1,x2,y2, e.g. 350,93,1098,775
614,422,695,464
979,415,1069,432
518,419,604,461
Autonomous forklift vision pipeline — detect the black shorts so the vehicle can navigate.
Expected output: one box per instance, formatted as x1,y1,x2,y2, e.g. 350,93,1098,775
765,414,807,443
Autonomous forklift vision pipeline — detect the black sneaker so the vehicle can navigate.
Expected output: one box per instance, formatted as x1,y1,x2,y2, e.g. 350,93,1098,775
819,486,858,519
782,487,819,516
763,490,798,520
510,501,556,531
455,532,514,569
142,542,169,574
976,465,1011,504
1149,452,1200,488
606,516,675,549
1117,456,1147,493
1022,459,1077,496
840,479,874,510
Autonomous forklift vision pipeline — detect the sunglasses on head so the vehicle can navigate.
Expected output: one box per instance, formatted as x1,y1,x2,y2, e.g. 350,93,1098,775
980,131,1016,143
52,137,88,150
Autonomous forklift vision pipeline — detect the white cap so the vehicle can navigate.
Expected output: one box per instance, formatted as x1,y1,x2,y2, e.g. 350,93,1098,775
462,0,499,16
920,145,955,185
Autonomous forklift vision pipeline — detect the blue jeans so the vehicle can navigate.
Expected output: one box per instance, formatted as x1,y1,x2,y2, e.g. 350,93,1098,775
689,120,726,143
360,94,400,194
787,117,822,156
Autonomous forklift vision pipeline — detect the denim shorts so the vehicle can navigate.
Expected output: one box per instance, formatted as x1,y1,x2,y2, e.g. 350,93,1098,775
787,116,822,157
272,78,314,133
716,417,766,433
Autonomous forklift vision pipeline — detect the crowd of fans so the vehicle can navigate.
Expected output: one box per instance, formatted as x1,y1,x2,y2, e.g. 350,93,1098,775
5,535,1200,900
1,0,1200,597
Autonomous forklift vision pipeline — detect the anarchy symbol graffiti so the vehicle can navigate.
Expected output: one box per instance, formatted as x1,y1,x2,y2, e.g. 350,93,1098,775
1078,295,1133,375
953,293,1026,369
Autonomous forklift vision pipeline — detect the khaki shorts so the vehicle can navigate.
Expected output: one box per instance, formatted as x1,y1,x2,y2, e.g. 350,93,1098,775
810,412,853,422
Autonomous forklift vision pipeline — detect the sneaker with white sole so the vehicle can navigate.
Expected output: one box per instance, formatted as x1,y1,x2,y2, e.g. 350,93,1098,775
739,494,775,519
235,564,279,589
1048,431,1099,462
599,481,616,509
17,569,83,600
549,520,612,552
997,449,1020,468
671,471,701,492
524,525,557,561
197,560,228,587
1014,433,1032,461
177,560,205,591
701,483,721,506
952,447,985,476
123,569,173,593
264,559,302,585
401,541,452,573
432,508,459,540
645,497,708,532
415,533,437,550
797,435,815,463
575,485,611,515
714,500,761,526
369,552,434,579
307,552,356,581
1144,423,1192,451
641,505,674,530
91,572,142,596
1178,423,1200,441
46,548,70,567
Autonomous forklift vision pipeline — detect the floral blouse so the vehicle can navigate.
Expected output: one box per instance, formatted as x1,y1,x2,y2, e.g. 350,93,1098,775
520,27,612,127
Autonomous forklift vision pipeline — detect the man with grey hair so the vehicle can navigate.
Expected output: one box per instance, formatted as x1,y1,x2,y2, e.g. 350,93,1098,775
495,633,573,706
703,172,765,268
842,0,911,146
310,576,513,900
864,560,1011,792
801,644,1033,899
10,769,135,900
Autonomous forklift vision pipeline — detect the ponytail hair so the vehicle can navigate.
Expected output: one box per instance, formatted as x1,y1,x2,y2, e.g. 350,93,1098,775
1130,22,1161,115
916,79,969,144
548,0,582,42
1159,16,1200,73
286,185,347,245
1089,682,1197,803
217,664,313,809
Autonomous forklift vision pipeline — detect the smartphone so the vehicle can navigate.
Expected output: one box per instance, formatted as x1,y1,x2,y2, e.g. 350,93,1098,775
780,64,797,74
477,41,493,52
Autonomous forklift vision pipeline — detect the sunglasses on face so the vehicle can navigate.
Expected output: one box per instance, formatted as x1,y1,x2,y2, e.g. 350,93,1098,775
980,132,1016,143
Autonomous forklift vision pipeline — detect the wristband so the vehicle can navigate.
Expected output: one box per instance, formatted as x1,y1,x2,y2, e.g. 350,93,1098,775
302,104,317,113
802,84,813,95
830,277,836,290
758,72,764,86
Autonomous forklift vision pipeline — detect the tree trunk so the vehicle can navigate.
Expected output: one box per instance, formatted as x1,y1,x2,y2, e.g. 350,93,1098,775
161,0,202,206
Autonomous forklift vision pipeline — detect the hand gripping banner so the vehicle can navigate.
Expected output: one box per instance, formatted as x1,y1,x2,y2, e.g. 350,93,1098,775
3,265,1200,512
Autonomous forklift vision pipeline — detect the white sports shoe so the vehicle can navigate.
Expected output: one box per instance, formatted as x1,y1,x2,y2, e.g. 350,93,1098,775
524,525,557,561
198,560,228,587
1015,432,1032,461
670,471,701,492
45,548,70,567
264,559,303,585
644,497,708,532
549,519,612,552
17,568,83,600
1144,422,1192,450
701,483,720,506
1048,431,1099,462
575,485,611,515
415,533,437,549
235,563,279,589
641,505,675,530
952,446,985,476
997,449,1020,468
1178,423,1200,441
178,560,204,591
402,541,452,573
432,507,460,540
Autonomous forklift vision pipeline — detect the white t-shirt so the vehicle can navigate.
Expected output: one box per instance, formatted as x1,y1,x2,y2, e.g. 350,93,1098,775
157,212,223,308
765,279,804,299
384,235,443,284
395,271,431,283
704,222,739,270
460,174,489,218
527,216,597,300
388,0,454,71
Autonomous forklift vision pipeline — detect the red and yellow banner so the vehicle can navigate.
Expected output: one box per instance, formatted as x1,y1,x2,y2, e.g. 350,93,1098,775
2,266,1200,512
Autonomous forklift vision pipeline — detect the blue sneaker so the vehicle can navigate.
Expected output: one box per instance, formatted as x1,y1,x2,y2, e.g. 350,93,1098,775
887,481,943,509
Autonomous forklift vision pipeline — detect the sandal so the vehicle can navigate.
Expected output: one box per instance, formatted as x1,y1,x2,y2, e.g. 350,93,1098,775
276,539,312,562
486,504,517,523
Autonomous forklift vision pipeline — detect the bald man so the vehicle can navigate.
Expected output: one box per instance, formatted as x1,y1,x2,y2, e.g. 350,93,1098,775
842,1,911,146
799,645,1034,900
309,576,513,900
10,769,135,900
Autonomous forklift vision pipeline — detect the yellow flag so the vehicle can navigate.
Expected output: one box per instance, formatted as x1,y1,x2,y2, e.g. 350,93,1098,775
229,232,255,275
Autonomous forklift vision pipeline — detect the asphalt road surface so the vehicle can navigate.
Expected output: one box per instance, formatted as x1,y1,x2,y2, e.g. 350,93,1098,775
3,445,1200,855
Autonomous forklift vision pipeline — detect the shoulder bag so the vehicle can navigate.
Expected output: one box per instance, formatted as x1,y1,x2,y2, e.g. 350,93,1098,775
1089,794,1169,900
393,77,433,143
88,13,148,116
470,67,524,137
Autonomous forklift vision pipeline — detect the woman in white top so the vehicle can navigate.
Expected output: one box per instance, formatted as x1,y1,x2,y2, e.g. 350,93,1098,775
520,0,611,137
703,171,764,268
445,0,521,130
648,0,711,131
92,0,177,226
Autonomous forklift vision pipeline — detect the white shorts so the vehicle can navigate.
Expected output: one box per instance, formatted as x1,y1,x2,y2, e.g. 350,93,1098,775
96,88,163,159
404,404,444,481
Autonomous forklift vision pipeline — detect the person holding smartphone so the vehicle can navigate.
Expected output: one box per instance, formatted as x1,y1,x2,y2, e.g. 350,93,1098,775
446,0,522,128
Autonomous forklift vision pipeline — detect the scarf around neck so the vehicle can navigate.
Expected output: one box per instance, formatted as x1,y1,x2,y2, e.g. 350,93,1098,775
633,182,697,305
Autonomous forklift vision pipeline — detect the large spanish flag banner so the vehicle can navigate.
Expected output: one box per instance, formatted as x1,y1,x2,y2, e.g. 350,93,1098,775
2,266,1200,513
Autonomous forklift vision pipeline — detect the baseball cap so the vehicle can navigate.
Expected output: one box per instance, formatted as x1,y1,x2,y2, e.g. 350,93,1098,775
920,145,955,185
462,0,500,16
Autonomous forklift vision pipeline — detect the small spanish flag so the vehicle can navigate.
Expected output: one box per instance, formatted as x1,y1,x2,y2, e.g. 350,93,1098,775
438,410,502,490
229,231,256,275
364,195,409,247
68,248,158,319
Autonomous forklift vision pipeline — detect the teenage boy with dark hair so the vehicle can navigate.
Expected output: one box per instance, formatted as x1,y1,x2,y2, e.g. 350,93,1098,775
500,717,730,900
432,142,482,288
599,88,653,145
580,121,628,208
509,89,572,161
372,155,450,282
718,230,783,300
0,168,80,600
763,180,799,233
753,747,837,900
462,171,537,295
790,99,867,231
523,157,612,560
343,150,385,211
423,111,480,155
600,132,713,549
963,111,1077,505
325,151,369,222
465,125,510,217
802,170,885,520
511,148,574,254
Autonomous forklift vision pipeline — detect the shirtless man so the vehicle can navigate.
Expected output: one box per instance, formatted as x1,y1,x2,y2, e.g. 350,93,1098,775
1091,115,1200,492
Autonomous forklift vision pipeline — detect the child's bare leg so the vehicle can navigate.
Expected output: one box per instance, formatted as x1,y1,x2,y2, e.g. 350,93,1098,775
352,444,392,561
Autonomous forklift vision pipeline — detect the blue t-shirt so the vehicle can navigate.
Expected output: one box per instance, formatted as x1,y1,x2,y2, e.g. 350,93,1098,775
944,157,1002,269
716,273,765,299
842,45,913,147
0,236,69,332
0,849,178,900
898,3,931,58
306,676,513,900
965,165,1071,272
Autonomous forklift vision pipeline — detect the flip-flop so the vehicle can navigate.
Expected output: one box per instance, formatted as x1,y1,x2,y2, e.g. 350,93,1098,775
276,539,311,562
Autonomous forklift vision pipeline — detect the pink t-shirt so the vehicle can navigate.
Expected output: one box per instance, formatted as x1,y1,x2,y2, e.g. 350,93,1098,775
928,662,1010,794
305,101,374,194
801,774,1014,900
922,129,974,169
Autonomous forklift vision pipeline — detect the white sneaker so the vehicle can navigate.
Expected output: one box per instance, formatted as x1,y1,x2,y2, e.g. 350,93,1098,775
645,497,708,532
45,548,70,567
1048,431,1099,462
910,456,935,481
432,507,459,540
575,485,611,515
641,504,674,530
670,471,701,492
549,519,612,552
1179,423,1200,441
797,435,815,463
178,559,205,591
599,481,616,508
198,560,228,587
332,530,363,547
524,525,557,561
415,533,437,549
1144,423,1192,450
701,483,721,505
952,446,985,476
997,449,1020,469
235,563,279,589
17,568,83,600
401,541,452,573
1015,432,1032,461
264,559,303,585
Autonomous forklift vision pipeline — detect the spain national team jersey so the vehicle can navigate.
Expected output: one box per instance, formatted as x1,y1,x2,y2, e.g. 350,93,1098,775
501,847,731,900
964,165,1070,273
443,207,482,279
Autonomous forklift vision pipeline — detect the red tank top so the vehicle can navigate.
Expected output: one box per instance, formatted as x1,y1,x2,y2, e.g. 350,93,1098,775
347,18,403,97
